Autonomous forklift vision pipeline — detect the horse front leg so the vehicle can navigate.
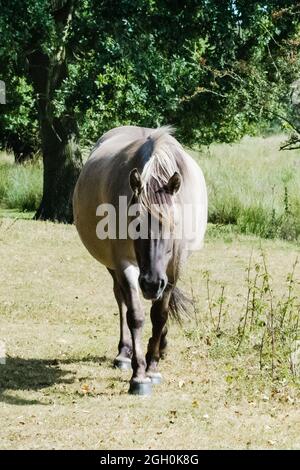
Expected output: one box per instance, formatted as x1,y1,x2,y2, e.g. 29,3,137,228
108,268,132,370
145,289,171,384
118,267,152,395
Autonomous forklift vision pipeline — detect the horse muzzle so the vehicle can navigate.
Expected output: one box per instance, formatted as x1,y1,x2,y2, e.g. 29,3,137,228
139,275,167,300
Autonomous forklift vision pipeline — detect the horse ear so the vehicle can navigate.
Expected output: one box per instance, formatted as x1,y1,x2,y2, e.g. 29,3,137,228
165,172,181,195
129,168,142,195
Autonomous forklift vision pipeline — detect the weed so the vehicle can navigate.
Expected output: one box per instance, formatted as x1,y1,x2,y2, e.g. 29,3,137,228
188,253,300,384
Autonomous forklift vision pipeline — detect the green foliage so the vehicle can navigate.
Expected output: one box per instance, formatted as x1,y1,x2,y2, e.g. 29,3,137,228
0,77,39,159
1,1,300,151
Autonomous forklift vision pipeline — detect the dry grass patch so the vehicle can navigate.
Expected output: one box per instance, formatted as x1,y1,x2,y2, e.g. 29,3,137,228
0,219,299,449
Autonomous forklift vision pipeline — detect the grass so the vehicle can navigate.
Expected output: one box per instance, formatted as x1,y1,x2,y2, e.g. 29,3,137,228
192,135,300,242
0,219,299,449
1,135,300,241
0,208,35,219
188,252,300,386
0,151,42,213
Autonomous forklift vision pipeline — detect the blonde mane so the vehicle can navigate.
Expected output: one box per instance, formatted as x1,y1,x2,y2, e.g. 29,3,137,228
138,127,180,223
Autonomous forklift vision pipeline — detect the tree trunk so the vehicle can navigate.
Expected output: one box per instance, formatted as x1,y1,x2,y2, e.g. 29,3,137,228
35,116,82,223
27,0,81,223
13,141,35,164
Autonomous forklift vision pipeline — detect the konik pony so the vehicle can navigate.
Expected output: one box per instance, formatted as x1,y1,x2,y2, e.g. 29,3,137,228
73,126,207,395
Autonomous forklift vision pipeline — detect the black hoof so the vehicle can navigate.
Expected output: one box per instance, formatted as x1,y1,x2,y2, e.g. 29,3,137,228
113,357,132,370
128,381,152,396
147,372,162,385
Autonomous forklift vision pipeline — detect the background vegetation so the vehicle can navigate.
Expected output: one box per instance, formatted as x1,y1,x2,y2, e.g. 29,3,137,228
197,135,300,242
1,134,300,242
0,1,300,221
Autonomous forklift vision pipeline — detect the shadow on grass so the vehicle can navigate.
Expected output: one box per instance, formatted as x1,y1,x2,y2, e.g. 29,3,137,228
0,355,112,405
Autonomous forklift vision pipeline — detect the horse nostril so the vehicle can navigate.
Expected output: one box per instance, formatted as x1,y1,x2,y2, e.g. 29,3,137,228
139,275,166,298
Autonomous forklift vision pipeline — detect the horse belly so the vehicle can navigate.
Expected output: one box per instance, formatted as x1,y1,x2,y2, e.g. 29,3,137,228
73,177,135,270
75,208,115,267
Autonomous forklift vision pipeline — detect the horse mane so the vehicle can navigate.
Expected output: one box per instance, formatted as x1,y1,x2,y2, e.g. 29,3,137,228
138,126,180,222
135,127,193,323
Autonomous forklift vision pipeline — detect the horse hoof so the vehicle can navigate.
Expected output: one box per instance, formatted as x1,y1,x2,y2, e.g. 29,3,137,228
147,372,162,385
128,380,152,396
113,357,132,370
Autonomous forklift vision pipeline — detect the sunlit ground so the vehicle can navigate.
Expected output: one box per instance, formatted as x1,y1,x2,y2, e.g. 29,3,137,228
0,219,299,449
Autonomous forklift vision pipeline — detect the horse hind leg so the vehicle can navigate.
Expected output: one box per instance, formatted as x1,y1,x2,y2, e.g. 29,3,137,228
108,269,132,370
159,324,168,359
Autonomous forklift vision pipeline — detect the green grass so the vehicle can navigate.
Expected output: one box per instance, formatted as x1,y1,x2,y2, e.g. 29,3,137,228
0,219,299,449
1,135,300,242
0,208,35,219
0,152,42,213
192,135,300,242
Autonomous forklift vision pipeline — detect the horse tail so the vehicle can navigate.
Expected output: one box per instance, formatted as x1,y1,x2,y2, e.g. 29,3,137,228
168,286,192,324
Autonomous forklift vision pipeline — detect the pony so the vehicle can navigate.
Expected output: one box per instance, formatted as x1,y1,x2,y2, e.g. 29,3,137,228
73,126,207,395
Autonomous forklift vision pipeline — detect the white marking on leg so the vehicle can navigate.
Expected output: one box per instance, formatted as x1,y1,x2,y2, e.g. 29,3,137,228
123,265,140,293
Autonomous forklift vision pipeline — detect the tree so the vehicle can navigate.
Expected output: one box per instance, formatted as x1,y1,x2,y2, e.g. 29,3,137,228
0,0,82,222
0,1,299,222
279,78,300,151
27,0,82,222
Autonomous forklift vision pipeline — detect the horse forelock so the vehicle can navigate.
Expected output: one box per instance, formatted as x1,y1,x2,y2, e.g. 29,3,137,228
139,140,179,225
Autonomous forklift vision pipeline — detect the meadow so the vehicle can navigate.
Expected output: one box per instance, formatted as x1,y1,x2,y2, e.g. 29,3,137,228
0,219,299,449
0,135,300,449
193,135,300,242
1,135,300,241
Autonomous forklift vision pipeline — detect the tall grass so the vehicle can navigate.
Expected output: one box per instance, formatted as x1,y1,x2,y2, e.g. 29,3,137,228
0,136,300,242
0,152,42,212
193,135,300,242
